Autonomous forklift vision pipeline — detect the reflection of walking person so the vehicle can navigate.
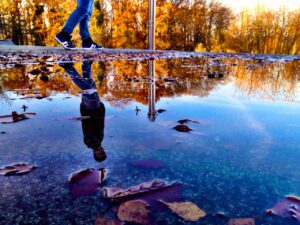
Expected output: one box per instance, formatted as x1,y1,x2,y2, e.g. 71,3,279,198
55,0,102,49
60,62,106,162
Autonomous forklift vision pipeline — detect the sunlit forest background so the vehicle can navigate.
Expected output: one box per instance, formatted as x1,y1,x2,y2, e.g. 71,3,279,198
1,0,300,54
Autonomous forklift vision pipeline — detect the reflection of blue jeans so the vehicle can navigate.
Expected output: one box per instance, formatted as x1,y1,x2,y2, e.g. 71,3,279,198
62,62,102,110
62,0,94,40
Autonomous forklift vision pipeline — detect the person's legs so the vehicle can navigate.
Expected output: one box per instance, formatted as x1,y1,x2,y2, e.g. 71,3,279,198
79,0,94,40
62,0,94,35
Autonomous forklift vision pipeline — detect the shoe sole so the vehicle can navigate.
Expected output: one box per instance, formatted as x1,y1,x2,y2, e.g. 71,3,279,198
54,37,75,50
81,46,103,50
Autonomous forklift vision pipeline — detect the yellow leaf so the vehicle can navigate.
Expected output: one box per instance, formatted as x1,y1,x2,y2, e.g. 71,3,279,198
160,201,206,222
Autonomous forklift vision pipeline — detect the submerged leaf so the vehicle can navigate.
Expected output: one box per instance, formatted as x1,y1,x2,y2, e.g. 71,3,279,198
70,116,91,121
0,163,37,176
160,201,206,222
156,109,166,113
177,119,199,124
228,218,255,225
267,196,300,222
69,168,106,197
94,215,122,225
117,200,149,224
173,125,192,132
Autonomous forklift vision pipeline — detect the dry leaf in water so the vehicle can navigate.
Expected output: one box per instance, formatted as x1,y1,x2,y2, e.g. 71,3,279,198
94,215,122,225
117,200,149,224
160,201,206,221
0,163,37,176
177,119,199,124
173,125,192,132
267,196,300,222
228,218,255,225
103,179,182,208
71,116,91,121
69,168,106,197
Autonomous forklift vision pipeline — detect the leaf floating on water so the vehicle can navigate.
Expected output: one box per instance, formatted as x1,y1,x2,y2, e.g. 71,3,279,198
129,159,166,169
156,109,166,113
103,179,181,205
160,201,206,222
228,218,255,225
69,168,106,197
163,78,179,82
70,116,91,121
173,125,192,132
117,200,149,224
0,112,36,124
0,163,37,176
29,68,41,75
267,196,300,222
94,215,122,225
177,119,199,124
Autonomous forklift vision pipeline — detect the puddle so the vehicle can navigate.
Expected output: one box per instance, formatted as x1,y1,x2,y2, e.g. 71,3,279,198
0,56,300,224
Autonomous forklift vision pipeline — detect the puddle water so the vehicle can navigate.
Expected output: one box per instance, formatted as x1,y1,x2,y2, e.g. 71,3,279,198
0,57,300,225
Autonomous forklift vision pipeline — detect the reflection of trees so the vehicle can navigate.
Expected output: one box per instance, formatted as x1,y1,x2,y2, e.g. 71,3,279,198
1,59,300,105
232,60,300,101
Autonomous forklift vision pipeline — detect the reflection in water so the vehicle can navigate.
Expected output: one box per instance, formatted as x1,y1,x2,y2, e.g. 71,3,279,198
148,59,156,122
60,62,106,162
0,58,300,225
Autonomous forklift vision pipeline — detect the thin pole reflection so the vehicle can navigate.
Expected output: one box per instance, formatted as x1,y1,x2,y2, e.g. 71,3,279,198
147,59,156,122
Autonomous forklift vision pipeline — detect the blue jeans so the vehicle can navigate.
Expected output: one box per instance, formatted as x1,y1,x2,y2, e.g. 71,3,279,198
62,62,102,110
62,0,94,40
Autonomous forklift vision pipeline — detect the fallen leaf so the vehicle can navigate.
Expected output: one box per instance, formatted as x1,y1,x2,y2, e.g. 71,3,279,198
173,125,192,132
94,215,122,225
228,218,255,225
177,119,199,124
29,68,41,75
160,201,206,221
156,109,166,113
70,116,91,121
117,200,149,224
267,196,300,222
129,159,166,169
0,112,36,124
69,168,106,197
0,163,37,176
163,78,179,82
103,180,182,207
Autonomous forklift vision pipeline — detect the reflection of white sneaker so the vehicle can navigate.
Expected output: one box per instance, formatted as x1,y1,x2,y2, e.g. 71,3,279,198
82,38,103,49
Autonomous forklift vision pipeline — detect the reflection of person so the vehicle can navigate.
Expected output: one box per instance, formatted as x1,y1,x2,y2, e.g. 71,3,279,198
60,62,106,162
55,0,102,49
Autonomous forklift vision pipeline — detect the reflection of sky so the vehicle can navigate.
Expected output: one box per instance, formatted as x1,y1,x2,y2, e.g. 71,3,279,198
1,61,300,225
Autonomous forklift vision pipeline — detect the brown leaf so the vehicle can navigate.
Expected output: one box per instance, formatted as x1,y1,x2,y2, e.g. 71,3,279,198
0,163,37,176
70,116,91,121
228,218,255,225
103,179,176,200
177,119,199,124
267,196,300,222
117,200,149,224
160,201,206,222
173,125,192,132
69,168,106,197
94,215,122,225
